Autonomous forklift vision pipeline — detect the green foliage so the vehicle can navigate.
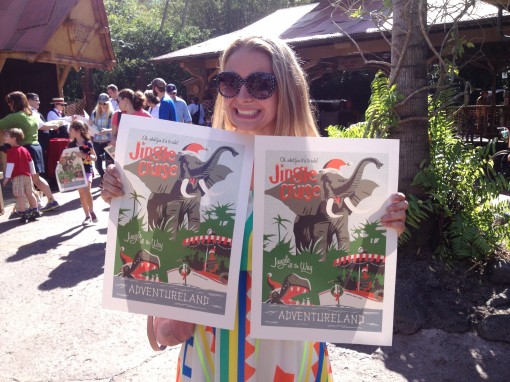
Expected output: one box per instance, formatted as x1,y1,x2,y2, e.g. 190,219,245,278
65,0,312,99
327,71,399,138
410,90,510,261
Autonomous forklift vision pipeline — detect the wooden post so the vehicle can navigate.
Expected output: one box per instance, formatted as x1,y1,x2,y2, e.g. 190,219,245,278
136,67,147,92
82,68,95,114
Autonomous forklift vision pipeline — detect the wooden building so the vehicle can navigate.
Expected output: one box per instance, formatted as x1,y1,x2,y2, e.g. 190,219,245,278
0,0,115,213
0,0,115,118
151,0,510,133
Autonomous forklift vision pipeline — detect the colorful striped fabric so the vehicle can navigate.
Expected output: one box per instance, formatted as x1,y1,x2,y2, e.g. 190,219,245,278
176,212,334,381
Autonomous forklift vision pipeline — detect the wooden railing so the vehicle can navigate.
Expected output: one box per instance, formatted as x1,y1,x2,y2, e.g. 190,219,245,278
453,105,510,142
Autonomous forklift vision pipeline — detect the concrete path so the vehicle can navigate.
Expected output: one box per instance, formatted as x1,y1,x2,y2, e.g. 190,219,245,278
1,182,509,381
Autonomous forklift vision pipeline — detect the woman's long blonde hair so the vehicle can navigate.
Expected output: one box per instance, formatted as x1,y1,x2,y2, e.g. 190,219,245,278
93,100,114,118
212,36,319,137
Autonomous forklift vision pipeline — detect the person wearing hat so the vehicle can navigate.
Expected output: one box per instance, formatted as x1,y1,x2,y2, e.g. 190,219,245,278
89,93,114,183
47,97,69,138
149,78,177,121
166,83,192,123
47,97,67,121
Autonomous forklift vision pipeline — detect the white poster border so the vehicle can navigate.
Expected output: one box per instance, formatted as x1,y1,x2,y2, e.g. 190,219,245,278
251,136,399,345
103,115,254,330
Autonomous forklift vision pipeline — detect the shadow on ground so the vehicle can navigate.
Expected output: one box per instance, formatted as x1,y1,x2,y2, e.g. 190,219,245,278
337,329,509,381
38,241,105,290
5,195,101,263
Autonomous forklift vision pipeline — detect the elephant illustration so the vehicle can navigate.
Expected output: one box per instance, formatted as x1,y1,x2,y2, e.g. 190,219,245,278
125,144,238,238
266,157,383,261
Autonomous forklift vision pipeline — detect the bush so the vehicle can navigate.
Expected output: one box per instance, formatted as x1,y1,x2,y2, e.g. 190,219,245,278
410,91,510,261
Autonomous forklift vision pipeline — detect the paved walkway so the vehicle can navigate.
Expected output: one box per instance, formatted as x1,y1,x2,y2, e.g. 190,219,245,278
1,182,509,381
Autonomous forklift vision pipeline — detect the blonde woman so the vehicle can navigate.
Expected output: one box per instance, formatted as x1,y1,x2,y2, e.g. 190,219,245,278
102,36,408,381
90,93,114,183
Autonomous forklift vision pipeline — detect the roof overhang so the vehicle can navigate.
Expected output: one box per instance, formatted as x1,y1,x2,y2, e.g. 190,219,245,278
0,0,115,71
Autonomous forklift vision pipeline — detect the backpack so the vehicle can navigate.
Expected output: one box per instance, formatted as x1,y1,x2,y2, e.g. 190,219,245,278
191,104,201,125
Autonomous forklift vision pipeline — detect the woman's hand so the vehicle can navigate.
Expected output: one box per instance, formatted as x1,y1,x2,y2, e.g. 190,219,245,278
153,317,195,347
101,164,124,204
380,192,408,237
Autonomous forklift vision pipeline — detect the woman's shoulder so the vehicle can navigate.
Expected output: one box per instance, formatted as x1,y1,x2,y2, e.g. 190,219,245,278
135,109,152,118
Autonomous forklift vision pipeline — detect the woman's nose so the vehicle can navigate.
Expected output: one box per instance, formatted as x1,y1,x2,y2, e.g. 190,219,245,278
236,83,252,100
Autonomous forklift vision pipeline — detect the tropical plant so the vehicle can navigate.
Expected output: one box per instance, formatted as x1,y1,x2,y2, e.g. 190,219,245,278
129,190,146,219
272,215,291,242
408,90,510,262
327,71,399,139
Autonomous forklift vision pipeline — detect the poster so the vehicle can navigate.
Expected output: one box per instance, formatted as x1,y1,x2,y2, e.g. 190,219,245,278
104,144,115,159
251,137,399,345
55,147,87,192
103,115,253,329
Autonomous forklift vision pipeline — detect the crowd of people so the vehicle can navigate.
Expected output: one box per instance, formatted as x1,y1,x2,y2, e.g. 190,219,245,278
0,79,209,225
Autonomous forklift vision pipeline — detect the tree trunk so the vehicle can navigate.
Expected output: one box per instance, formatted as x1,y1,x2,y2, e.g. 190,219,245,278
390,0,429,197
159,0,171,32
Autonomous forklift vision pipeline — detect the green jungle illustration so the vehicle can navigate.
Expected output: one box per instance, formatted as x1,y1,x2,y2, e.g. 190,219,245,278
57,151,85,185
263,157,387,309
113,143,239,292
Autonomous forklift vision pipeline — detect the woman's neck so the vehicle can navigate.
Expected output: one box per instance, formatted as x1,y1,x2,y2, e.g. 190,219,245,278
124,104,135,114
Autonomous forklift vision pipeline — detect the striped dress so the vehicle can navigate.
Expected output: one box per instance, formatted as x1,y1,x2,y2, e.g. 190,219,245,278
176,212,334,381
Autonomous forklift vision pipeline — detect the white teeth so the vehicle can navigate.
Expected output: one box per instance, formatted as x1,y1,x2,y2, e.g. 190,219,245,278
237,108,258,116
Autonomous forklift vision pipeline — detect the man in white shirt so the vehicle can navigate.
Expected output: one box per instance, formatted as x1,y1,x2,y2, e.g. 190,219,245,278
107,84,120,111
167,84,192,123
27,93,50,162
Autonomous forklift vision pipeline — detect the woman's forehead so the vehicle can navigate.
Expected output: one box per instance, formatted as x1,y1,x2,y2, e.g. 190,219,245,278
225,47,273,75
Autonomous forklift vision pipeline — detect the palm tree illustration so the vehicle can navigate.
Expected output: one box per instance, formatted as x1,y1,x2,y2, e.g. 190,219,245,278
129,190,146,219
212,203,235,227
118,208,130,221
263,234,274,250
272,215,291,242
202,206,215,221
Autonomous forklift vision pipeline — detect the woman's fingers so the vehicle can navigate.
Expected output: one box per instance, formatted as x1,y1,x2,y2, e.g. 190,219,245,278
101,164,123,204
381,192,409,237
153,317,195,346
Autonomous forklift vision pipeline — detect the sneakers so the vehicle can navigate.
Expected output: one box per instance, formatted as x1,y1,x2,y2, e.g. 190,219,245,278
20,211,31,224
9,210,20,219
41,200,60,212
20,209,39,224
83,216,92,226
90,212,98,223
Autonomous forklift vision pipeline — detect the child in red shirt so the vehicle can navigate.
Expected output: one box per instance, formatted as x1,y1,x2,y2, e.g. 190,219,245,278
2,128,40,223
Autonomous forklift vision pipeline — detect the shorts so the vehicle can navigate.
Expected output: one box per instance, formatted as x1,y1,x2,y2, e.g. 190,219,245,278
78,172,93,188
12,175,33,197
24,143,45,174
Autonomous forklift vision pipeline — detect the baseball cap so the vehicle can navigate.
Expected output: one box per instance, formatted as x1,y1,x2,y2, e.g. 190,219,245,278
149,78,166,89
98,93,109,103
166,83,177,93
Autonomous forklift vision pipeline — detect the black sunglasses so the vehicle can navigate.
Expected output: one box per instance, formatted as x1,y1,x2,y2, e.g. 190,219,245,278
214,71,277,100
99,102,107,105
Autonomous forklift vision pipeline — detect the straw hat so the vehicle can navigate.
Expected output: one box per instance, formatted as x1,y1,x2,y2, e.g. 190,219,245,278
50,97,67,105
